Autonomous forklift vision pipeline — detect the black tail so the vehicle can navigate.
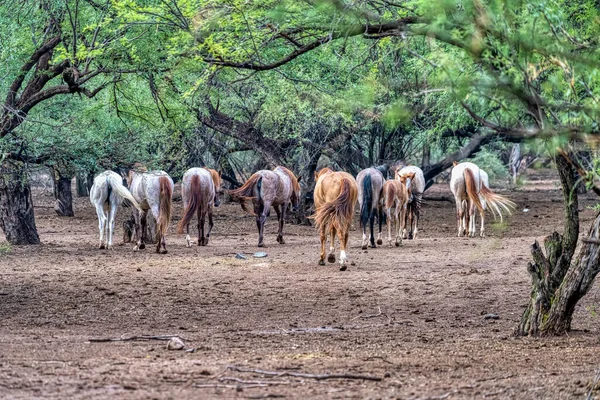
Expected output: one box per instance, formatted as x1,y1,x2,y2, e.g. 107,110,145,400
360,174,372,229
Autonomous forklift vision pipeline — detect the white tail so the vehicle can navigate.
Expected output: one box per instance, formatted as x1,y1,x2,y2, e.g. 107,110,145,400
107,174,143,212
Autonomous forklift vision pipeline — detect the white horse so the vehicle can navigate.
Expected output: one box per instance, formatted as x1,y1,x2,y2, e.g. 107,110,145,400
128,169,174,253
176,167,219,247
395,165,425,239
450,161,514,237
90,171,143,249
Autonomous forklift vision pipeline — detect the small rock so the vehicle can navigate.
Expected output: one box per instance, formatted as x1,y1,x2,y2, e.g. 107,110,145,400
166,337,185,350
235,253,248,260
253,252,268,258
484,313,500,320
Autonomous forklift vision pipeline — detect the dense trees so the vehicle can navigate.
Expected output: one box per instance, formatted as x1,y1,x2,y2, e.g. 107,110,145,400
2,0,600,335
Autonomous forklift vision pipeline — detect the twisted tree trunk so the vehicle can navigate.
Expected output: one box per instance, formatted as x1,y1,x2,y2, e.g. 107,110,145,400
517,153,600,336
52,168,74,217
0,162,40,245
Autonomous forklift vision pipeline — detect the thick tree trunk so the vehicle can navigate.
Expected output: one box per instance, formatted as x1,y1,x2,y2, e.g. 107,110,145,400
52,170,74,217
516,153,594,336
0,162,40,245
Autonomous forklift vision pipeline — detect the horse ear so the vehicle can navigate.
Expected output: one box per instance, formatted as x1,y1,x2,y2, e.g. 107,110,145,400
297,175,302,183
218,170,222,177
314,171,319,181
453,161,459,166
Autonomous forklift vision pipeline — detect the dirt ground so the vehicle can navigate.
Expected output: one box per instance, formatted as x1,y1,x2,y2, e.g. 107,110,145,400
2,172,600,399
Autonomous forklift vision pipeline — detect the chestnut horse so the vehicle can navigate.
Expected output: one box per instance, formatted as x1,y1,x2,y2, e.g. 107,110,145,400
90,170,143,249
382,172,414,247
176,167,220,247
313,168,358,270
356,166,387,249
450,161,515,237
394,165,425,240
128,168,174,253
229,166,300,247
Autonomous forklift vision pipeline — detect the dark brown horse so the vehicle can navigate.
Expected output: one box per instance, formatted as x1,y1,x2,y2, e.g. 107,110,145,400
229,166,300,247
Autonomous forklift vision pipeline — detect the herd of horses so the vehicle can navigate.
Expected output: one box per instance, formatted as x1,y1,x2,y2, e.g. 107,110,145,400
90,161,515,270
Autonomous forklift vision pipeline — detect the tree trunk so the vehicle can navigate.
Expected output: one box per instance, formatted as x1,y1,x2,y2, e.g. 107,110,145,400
516,152,595,336
76,172,92,197
421,143,431,168
0,162,40,245
52,169,74,217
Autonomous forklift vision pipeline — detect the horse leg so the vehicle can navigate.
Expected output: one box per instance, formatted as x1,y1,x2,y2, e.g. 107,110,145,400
339,230,349,271
457,202,464,237
198,205,207,246
403,203,409,239
396,205,404,247
468,200,476,238
479,208,486,237
319,227,327,266
107,198,119,250
328,226,336,263
413,195,421,239
133,208,146,250
369,211,376,248
376,207,383,245
275,204,286,244
149,204,166,254
257,202,268,247
386,208,393,247
361,222,368,250
94,203,107,249
206,205,214,243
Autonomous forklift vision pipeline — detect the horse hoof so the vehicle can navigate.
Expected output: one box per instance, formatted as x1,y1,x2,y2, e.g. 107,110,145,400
361,245,368,250
278,239,286,245
158,249,168,254
327,254,336,263
395,242,400,247
339,265,347,271
258,243,265,248
377,239,383,245
99,244,105,250
318,260,325,266
369,244,377,249
138,243,146,250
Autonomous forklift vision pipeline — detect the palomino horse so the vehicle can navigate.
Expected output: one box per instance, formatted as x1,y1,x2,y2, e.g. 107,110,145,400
450,161,515,237
313,168,358,270
229,166,300,247
90,170,143,249
382,172,414,247
395,165,425,239
356,166,387,249
128,168,174,253
176,167,221,247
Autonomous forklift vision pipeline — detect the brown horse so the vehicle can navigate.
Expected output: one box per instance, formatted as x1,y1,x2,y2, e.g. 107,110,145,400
382,173,414,247
313,168,358,270
229,166,300,247
356,166,386,249
204,168,223,207
394,165,425,240
176,167,218,246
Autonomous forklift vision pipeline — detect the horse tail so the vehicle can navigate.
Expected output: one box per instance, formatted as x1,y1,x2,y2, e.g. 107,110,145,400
314,178,354,234
360,174,372,229
479,185,516,222
176,175,201,234
107,174,143,212
157,176,172,240
463,168,484,214
228,173,261,215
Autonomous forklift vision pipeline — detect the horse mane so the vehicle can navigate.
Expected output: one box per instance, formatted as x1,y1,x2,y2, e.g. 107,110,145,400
229,173,262,215
205,168,222,190
375,164,389,178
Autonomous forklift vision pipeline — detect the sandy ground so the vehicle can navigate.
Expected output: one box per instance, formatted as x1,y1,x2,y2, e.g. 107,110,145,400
2,173,600,399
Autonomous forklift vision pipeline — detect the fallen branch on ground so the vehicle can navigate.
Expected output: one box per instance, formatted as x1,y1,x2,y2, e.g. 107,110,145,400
422,195,454,202
347,306,393,325
88,335,188,343
228,365,382,381
219,377,290,386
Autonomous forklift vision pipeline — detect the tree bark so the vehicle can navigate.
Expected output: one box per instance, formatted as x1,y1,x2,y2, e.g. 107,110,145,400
52,169,74,217
76,172,92,197
516,152,590,336
0,162,40,245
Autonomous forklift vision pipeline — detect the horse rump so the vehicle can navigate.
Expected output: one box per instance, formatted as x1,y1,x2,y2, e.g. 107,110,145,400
314,178,354,234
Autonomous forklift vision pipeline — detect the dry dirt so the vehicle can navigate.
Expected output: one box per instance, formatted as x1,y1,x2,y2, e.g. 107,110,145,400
2,173,600,399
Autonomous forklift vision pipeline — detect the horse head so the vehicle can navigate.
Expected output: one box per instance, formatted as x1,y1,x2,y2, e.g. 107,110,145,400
399,171,416,202
375,164,390,179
